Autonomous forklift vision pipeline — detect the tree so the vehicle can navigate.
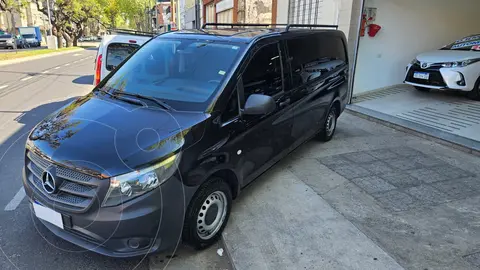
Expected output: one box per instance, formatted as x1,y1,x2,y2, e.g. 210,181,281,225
1,0,28,34
35,0,103,47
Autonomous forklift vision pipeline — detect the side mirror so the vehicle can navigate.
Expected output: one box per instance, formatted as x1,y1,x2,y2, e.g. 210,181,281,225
243,94,276,116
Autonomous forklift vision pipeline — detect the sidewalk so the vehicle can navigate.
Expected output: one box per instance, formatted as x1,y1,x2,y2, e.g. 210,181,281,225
223,166,402,269
222,112,480,270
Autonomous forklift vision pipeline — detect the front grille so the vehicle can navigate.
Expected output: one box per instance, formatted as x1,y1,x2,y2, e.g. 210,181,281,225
406,63,447,87
25,150,101,212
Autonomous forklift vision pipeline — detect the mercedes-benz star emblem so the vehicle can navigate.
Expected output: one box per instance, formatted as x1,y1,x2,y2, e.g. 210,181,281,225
42,171,56,194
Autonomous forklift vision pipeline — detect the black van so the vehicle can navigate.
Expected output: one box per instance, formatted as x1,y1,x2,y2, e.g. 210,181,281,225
23,24,349,257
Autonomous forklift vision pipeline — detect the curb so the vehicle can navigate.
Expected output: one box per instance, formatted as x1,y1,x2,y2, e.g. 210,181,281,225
220,234,236,270
346,104,480,157
0,48,85,67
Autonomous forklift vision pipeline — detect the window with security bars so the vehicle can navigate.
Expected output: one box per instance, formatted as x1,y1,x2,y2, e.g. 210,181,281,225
287,0,338,25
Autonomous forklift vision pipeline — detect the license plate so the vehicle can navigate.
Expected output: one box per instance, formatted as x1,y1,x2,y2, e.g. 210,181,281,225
33,201,64,229
413,72,430,80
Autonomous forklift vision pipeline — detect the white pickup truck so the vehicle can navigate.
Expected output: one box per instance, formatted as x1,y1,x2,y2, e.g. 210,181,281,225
94,29,155,85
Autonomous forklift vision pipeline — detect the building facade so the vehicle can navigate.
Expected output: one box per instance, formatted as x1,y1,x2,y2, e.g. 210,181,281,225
155,0,173,31
0,3,47,34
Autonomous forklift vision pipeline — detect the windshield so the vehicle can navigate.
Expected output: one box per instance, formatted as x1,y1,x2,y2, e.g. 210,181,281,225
442,34,480,51
0,34,12,38
102,38,245,111
22,34,35,38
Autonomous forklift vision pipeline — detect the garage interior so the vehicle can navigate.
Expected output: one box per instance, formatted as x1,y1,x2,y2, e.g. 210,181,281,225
349,0,480,149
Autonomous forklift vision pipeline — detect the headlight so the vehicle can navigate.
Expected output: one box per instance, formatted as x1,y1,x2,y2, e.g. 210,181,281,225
442,59,480,68
411,58,420,65
102,153,181,207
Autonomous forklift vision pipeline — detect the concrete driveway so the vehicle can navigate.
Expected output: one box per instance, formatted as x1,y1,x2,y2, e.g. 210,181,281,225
223,112,480,270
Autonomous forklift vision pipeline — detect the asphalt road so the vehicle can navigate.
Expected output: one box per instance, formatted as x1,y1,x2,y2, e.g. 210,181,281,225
0,49,151,269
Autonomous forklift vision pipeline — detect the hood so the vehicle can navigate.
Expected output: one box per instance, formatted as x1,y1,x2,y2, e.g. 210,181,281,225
28,92,208,177
416,50,480,63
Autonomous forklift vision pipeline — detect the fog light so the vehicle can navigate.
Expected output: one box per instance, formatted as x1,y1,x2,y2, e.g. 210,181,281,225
456,72,466,86
127,238,140,249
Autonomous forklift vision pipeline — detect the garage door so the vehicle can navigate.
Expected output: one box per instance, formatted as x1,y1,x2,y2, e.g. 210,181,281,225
287,0,338,24
205,3,215,23
217,9,233,23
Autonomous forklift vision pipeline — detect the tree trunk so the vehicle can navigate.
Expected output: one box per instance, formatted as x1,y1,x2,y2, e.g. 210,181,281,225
110,14,116,29
73,28,84,47
62,32,73,47
56,32,63,48
9,10,16,34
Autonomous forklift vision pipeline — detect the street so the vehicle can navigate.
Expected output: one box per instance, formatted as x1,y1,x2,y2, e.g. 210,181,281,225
0,49,151,269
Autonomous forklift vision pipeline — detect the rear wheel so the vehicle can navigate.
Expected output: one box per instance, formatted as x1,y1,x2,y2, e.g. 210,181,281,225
183,177,232,250
414,86,430,92
317,105,337,142
467,77,480,101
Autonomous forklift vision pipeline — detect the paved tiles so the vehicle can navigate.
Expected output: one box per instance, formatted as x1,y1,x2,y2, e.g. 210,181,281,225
318,146,479,212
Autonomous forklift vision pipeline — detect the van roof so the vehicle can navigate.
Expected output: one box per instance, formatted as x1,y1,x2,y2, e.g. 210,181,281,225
100,34,152,46
160,24,341,44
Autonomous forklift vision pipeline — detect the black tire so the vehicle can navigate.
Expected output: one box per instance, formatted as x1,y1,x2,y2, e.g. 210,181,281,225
317,105,337,142
467,78,480,101
183,177,232,250
414,86,430,92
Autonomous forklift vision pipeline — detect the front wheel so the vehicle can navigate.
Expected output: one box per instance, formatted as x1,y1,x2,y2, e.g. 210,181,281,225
183,177,232,250
467,77,480,101
317,106,337,142
414,86,430,92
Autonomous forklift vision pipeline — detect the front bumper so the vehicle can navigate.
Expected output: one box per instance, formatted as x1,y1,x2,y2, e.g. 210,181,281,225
23,167,186,257
0,42,14,48
405,63,476,91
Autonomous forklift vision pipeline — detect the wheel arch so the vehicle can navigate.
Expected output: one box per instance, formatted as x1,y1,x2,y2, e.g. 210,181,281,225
209,169,239,200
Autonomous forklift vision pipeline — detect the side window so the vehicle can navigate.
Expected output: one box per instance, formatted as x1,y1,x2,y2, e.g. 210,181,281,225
222,88,239,122
242,43,283,102
287,35,347,88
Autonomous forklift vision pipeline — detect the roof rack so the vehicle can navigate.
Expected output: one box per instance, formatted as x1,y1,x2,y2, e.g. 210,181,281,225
201,23,338,31
107,28,160,37
202,23,289,29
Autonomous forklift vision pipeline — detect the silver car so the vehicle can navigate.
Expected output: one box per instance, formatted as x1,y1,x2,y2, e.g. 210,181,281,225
0,34,18,49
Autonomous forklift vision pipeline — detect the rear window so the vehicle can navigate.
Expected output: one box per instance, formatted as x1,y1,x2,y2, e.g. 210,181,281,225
22,34,35,38
106,43,140,71
287,33,347,87
0,34,12,38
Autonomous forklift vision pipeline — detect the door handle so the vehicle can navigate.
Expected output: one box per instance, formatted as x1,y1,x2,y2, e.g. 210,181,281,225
279,98,290,107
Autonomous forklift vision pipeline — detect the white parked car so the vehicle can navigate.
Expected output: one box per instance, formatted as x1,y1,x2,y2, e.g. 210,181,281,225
94,31,153,85
405,34,480,100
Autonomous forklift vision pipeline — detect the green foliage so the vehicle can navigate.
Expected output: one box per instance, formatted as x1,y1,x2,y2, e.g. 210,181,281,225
0,0,28,12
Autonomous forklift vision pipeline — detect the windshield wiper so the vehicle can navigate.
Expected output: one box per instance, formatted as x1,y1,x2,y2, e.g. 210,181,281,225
111,90,173,110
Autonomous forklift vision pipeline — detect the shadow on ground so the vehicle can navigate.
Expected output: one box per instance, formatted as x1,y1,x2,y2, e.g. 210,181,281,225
72,75,94,85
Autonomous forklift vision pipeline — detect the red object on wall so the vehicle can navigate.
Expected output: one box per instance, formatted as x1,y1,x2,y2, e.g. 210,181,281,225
360,15,367,36
368,24,381,37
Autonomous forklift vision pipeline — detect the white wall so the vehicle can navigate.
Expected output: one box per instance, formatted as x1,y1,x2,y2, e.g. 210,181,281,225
353,0,480,95
276,0,289,23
